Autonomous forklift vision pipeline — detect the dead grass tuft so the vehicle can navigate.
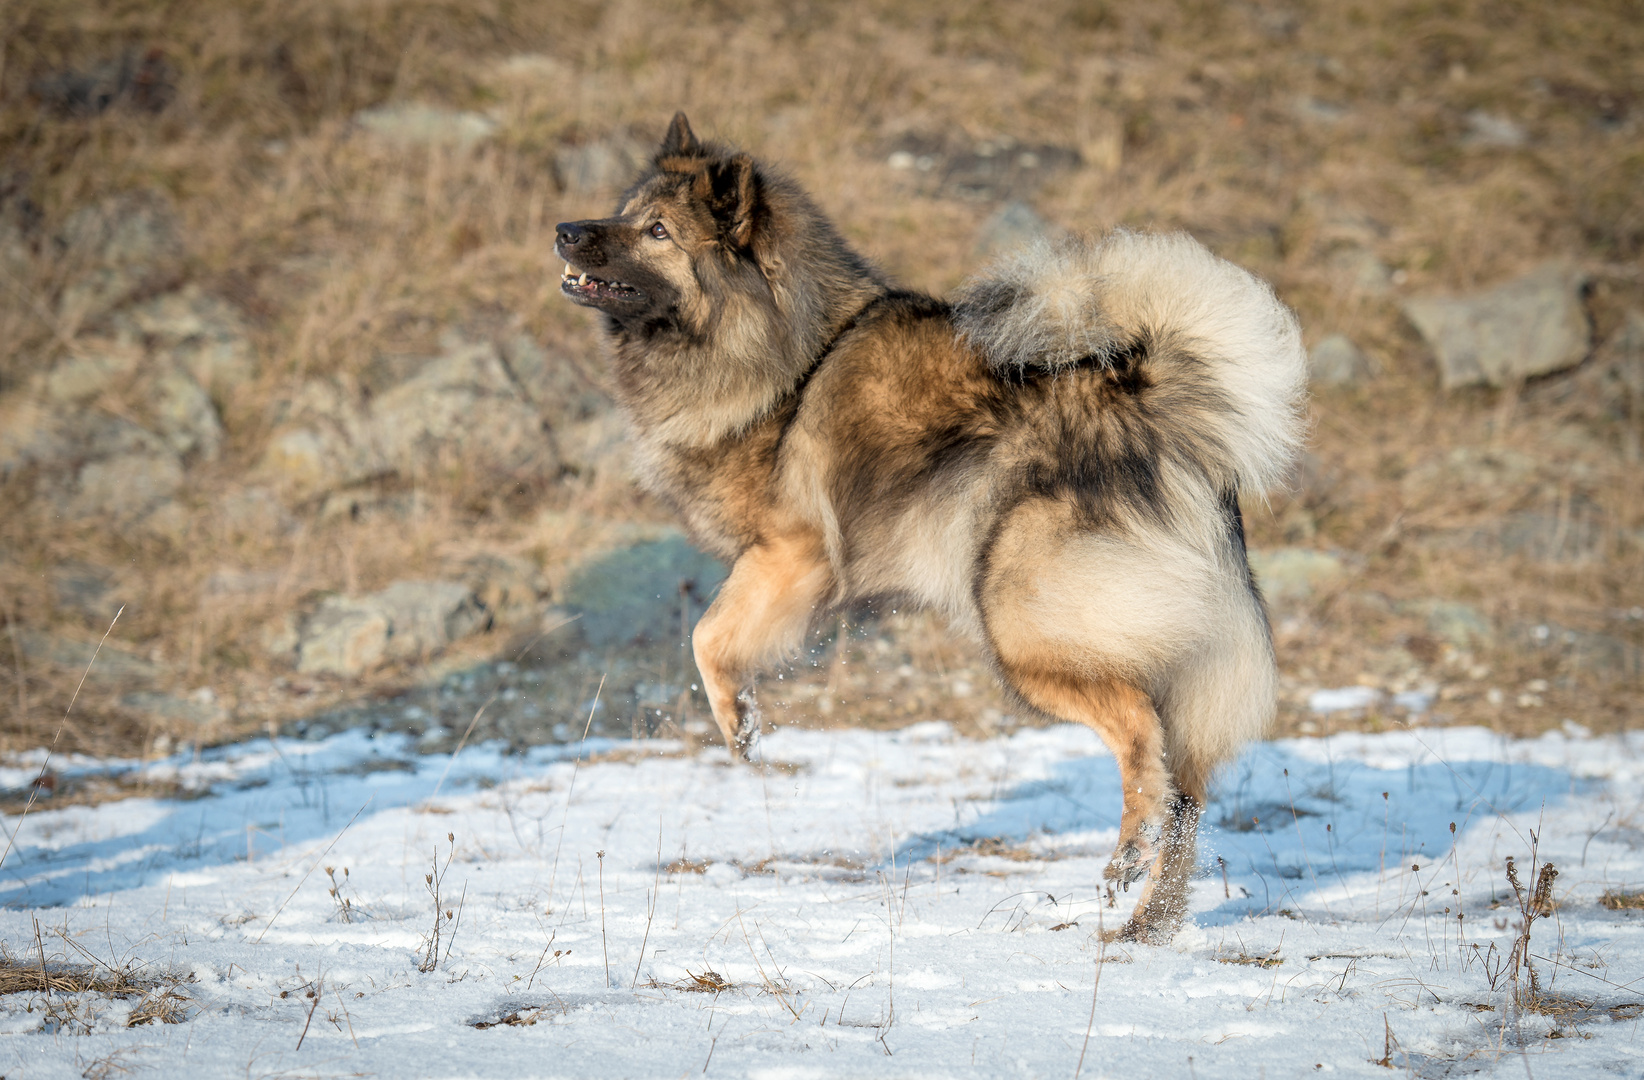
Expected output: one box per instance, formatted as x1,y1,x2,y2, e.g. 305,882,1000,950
1600,888,1644,911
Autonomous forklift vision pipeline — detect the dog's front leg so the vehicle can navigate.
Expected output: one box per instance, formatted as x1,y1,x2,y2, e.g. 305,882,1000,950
691,531,832,760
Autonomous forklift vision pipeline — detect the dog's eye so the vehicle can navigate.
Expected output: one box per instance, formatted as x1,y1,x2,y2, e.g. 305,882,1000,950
649,221,669,240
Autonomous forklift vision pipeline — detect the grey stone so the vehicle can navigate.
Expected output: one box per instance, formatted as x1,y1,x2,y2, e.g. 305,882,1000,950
152,367,223,460
562,535,727,647
297,601,389,676
16,629,161,688
1247,547,1346,603
262,335,553,498
1291,96,1349,126
292,579,489,676
354,103,496,148
219,487,295,537
499,333,608,426
1308,334,1372,386
1516,622,1641,679
975,201,1063,257
554,136,648,194
1401,600,1493,649
54,191,184,329
1403,261,1590,388
128,287,257,400
1462,111,1528,149
462,554,545,626
43,339,145,403
1325,245,1391,294
121,690,225,728
66,450,184,520
51,561,120,620
372,580,488,661
203,569,284,596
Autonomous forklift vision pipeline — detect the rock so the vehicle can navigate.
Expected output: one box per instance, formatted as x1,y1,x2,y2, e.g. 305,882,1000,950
353,103,497,148
1308,334,1371,386
65,450,183,520
1324,246,1391,295
883,134,1082,201
43,338,144,403
461,554,545,626
152,367,223,460
51,561,121,621
371,580,488,661
292,579,488,676
1403,261,1590,388
975,201,1063,257
296,601,389,677
54,191,184,330
262,335,553,498
1247,548,1345,603
1401,600,1493,649
561,535,726,647
30,48,175,116
219,487,295,537
121,689,225,728
16,629,161,688
2,402,173,493
554,135,648,194
128,286,257,401
1291,96,1349,126
1462,111,1528,149
1516,622,1640,679
498,333,608,425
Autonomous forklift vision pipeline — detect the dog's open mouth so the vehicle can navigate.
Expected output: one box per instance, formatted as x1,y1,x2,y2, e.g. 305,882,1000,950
561,263,642,303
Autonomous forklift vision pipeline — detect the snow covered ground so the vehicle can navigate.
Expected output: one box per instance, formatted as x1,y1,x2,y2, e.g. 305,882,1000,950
2,719,1642,1078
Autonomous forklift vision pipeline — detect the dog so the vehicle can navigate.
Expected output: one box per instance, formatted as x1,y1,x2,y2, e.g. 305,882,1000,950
555,113,1306,942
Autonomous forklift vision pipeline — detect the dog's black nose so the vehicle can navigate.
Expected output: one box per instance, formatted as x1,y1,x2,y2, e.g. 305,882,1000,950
556,222,587,248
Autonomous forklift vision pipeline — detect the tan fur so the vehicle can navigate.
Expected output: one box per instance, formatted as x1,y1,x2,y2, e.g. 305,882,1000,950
555,114,1307,944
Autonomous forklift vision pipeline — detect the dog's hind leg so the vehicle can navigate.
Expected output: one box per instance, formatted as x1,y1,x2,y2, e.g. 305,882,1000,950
692,530,833,761
980,496,1236,937
993,664,1176,885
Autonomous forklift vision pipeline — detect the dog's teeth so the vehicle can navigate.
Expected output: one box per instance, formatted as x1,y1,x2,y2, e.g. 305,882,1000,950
578,273,589,286
562,262,572,277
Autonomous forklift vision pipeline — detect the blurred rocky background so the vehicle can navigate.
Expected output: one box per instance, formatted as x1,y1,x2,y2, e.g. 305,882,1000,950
0,0,1639,769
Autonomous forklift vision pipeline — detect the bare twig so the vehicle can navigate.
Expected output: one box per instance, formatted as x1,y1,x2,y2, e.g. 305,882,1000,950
256,798,373,944
294,971,324,1050
0,606,124,876
545,675,605,915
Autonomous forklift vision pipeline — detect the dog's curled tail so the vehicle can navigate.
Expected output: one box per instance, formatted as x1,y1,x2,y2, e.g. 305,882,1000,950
953,230,1308,493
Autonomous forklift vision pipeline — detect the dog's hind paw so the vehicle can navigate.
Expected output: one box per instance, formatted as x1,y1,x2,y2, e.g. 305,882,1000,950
731,689,764,761
1104,818,1164,885
1103,841,1153,886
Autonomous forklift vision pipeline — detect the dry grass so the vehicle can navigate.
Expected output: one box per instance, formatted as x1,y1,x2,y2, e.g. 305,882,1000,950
1600,888,1644,911
0,0,1639,760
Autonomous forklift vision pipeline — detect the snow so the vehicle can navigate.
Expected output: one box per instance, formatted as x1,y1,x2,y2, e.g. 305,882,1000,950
3,719,1643,1078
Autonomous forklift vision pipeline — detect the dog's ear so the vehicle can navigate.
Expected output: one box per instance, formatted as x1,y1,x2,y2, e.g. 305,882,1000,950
659,112,700,157
706,153,760,248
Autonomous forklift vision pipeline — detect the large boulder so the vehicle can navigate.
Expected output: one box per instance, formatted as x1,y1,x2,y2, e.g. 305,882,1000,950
262,335,554,498
128,286,258,403
561,535,726,647
354,103,496,148
1307,334,1371,386
291,579,489,676
1247,547,1346,603
1403,261,1590,388
54,191,184,331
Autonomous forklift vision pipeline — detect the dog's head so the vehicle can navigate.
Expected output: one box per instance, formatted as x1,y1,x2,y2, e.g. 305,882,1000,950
554,113,770,334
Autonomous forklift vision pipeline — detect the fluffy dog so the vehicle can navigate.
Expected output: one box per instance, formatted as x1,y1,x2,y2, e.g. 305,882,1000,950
555,113,1306,941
